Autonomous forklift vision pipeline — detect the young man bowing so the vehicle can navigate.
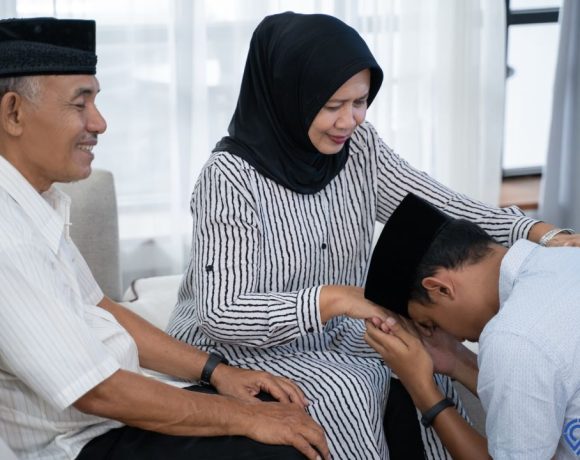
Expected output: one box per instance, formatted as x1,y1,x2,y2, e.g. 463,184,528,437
364,193,580,460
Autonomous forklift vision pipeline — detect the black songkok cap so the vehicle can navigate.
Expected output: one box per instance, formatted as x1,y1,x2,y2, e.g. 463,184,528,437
364,193,452,317
0,17,96,77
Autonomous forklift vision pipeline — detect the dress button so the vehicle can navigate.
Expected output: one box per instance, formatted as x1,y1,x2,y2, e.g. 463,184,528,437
321,243,327,249
307,327,314,333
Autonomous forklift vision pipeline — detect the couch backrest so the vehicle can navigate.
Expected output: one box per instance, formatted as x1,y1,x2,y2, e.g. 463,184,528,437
56,169,123,301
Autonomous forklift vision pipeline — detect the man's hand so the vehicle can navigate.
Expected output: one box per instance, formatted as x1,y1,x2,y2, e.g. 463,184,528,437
364,317,437,402
212,365,309,409
417,325,479,395
319,285,389,323
416,324,464,376
240,400,330,460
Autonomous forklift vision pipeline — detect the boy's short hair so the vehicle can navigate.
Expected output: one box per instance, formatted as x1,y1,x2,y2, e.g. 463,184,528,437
364,193,495,317
410,218,495,305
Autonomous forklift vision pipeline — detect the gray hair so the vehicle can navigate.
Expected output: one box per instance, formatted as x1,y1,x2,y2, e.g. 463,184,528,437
0,76,41,104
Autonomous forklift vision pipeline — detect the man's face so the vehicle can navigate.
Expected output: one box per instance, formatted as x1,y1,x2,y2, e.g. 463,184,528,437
18,75,106,191
407,267,498,342
408,299,483,343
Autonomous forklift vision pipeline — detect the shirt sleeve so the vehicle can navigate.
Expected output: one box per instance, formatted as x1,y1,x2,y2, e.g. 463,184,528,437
184,161,323,348
0,243,120,411
478,332,568,459
365,123,538,246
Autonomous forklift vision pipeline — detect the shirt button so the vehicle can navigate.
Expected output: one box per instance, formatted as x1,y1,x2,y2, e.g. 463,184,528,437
321,243,327,249
307,327,314,333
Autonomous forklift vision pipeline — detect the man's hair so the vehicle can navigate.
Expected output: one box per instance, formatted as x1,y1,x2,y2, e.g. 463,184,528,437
410,219,495,304
0,76,41,103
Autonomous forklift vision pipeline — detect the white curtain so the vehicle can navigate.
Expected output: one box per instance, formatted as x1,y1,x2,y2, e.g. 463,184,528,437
539,0,580,230
12,0,507,286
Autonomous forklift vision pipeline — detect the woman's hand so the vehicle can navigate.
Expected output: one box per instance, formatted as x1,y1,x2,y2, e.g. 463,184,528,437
211,365,309,409
529,222,580,247
546,233,580,247
319,285,389,323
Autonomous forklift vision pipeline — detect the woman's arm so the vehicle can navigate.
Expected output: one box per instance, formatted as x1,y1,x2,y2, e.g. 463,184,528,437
176,159,324,348
361,123,536,246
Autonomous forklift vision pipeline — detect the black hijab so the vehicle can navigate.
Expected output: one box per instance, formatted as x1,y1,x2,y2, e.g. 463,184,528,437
214,12,383,194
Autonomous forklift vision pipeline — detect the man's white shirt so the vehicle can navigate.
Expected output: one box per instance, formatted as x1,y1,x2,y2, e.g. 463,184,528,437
0,156,141,459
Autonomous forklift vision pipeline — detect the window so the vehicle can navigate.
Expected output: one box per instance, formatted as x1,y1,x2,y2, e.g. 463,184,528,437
502,0,562,176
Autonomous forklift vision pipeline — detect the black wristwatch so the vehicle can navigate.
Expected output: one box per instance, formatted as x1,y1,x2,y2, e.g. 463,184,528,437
420,398,454,427
200,352,228,386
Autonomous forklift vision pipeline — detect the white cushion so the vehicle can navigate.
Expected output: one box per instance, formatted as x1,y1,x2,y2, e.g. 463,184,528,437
121,274,182,330
0,437,17,460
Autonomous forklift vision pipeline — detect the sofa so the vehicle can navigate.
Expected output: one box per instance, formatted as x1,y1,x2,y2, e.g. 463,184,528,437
56,169,181,328
57,169,487,436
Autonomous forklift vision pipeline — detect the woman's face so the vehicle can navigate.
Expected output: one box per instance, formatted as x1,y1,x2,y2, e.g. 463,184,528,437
308,69,371,155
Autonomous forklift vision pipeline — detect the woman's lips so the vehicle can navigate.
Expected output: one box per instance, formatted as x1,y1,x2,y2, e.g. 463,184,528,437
328,135,349,144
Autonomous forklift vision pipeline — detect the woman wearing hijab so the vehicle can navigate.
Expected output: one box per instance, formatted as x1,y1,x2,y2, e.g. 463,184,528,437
168,11,577,459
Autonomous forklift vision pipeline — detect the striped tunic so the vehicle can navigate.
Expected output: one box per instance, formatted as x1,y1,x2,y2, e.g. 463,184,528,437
168,121,537,459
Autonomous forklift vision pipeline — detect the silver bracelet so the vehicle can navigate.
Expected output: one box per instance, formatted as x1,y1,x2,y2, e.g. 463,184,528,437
538,228,575,247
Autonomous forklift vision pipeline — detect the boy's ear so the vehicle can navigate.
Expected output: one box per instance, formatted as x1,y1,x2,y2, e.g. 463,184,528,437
421,274,455,301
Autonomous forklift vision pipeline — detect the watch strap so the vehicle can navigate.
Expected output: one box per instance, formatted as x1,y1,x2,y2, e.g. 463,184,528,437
420,397,454,427
200,352,227,386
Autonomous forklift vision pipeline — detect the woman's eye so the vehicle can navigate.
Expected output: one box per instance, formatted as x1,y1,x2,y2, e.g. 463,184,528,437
325,105,340,111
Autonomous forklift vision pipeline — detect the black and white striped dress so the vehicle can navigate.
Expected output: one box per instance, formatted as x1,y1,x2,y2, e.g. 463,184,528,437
168,121,536,459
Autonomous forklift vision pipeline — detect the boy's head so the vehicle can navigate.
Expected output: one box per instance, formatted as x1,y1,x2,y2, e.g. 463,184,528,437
365,193,504,341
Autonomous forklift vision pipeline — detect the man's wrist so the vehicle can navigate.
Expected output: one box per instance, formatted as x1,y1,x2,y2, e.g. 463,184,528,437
406,379,443,413
420,398,454,427
199,352,228,386
449,345,478,382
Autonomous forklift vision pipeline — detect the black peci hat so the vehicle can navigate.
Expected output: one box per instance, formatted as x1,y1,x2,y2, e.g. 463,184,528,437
364,193,452,317
0,17,96,77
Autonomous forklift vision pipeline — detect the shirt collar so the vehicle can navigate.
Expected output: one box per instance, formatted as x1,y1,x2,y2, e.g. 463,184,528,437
0,155,71,254
499,239,538,307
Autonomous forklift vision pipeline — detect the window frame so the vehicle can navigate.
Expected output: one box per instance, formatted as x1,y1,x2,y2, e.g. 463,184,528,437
502,0,560,178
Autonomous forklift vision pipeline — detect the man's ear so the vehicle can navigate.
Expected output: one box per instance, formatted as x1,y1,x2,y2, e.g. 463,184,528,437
0,92,25,137
421,274,456,301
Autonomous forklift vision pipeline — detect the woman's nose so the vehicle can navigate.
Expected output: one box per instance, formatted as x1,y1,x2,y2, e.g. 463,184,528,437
335,105,357,130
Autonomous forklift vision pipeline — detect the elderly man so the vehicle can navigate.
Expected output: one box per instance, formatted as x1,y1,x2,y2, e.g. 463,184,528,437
0,17,328,460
